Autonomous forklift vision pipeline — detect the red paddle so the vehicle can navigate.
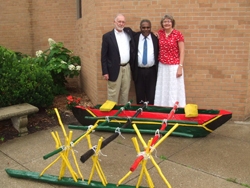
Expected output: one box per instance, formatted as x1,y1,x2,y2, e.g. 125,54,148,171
130,101,179,172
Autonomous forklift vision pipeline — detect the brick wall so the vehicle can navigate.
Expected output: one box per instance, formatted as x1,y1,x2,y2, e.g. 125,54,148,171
31,0,78,87
179,0,250,120
31,0,76,55
246,43,250,117
1,0,250,120
0,0,78,88
74,0,100,105
0,0,33,54
75,0,250,120
0,0,76,55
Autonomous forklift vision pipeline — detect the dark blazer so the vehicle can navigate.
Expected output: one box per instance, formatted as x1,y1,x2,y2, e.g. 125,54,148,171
132,32,159,81
101,27,135,81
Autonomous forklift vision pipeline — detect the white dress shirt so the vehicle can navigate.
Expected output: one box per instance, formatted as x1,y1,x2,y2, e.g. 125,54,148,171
138,34,155,67
114,29,130,64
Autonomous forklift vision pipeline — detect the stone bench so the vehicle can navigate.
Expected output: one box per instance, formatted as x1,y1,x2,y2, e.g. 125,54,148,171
0,103,39,136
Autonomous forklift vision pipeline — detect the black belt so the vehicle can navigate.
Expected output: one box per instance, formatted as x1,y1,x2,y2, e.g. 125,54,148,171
120,63,129,67
138,65,155,69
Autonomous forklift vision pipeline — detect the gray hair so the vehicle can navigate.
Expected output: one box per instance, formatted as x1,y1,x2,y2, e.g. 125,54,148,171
114,13,125,21
160,14,175,28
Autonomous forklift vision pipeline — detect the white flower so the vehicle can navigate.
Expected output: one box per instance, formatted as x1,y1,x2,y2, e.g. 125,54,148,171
76,65,81,71
61,60,67,64
35,50,43,57
68,64,75,70
48,38,56,46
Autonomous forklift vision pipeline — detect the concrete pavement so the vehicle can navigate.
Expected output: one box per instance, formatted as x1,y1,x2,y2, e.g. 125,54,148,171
0,119,250,188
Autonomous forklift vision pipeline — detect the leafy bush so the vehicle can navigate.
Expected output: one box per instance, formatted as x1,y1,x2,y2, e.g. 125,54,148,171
0,46,17,73
0,46,54,108
0,38,81,107
34,38,81,94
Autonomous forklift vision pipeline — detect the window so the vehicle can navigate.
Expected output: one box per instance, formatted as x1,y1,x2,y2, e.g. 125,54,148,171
76,0,82,19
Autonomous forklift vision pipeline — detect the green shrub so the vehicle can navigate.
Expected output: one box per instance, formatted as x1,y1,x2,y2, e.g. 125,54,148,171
0,46,17,72
0,47,54,108
0,38,81,107
34,38,81,95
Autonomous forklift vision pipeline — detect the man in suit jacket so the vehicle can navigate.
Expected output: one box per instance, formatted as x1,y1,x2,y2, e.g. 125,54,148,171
101,14,135,104
132,19,159,104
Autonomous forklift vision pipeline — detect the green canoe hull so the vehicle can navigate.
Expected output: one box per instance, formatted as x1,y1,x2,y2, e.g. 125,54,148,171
5,169,146,188
71,105,232,138
69,122,211,138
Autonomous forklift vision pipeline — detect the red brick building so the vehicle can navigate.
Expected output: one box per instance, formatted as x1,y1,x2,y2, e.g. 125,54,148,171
1,0,250,120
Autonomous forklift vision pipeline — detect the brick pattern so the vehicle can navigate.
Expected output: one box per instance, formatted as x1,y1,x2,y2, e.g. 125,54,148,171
0,0,76,55
1,0,250,120
76,0,250,120
31,1,76,54
0,0,33,54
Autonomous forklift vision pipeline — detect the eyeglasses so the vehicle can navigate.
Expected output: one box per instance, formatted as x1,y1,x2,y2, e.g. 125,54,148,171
163,20,172,23
115,21,125,24
141,27,151,29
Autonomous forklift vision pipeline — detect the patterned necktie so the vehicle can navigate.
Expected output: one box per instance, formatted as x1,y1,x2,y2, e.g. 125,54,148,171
142,37,147,65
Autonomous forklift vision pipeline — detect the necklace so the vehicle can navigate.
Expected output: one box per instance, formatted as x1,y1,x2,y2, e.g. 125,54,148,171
165,29,173,36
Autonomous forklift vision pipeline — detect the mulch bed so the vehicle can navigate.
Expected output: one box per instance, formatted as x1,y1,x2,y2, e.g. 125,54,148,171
0,108,78,144
0,88,93,144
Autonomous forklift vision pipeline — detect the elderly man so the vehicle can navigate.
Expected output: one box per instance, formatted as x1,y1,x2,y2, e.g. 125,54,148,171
101,14,135,104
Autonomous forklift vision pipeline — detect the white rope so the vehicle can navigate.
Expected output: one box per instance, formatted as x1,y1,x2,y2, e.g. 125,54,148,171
70,141,74,147
155,129,160,136
150,146,158,158
137,151,150,160
98,150,107,158
91,145,107,161
60,145,66,151
115,127,125,139
128,101,131,106
70,141,78,153
92,145,97,154
87,125,95,133
105,116,110,122
162,119,168,124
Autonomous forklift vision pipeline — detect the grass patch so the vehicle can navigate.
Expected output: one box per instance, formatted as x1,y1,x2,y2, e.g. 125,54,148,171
227,178,250,188
159,155,167,160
